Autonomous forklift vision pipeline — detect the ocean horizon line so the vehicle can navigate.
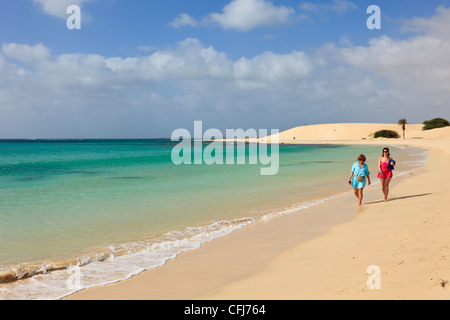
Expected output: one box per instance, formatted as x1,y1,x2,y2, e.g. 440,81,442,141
0,138,266,143
0,138,172,142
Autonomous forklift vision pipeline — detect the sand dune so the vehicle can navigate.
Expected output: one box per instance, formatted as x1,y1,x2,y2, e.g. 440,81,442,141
264,123,449,142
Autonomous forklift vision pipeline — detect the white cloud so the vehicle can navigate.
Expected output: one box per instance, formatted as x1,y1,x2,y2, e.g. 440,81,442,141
233,51,312,84
169,13,199,28
1,43,51,64
209,0,295,31
32,0,91,19
0,38,314,137
401,6,450,38
337,35,450,97
1,6,450,138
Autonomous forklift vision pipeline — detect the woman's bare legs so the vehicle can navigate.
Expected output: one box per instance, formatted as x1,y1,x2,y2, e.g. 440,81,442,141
380,178,386,200
381,177,392,201
354,187,364,206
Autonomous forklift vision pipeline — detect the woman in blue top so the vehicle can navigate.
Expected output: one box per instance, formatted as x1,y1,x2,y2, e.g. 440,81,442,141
348,154,371,206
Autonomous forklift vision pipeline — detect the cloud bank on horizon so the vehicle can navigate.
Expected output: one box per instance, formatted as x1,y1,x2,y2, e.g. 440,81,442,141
0,0,449,138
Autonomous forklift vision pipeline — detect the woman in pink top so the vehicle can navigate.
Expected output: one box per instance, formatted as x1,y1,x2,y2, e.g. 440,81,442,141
377,147,395,201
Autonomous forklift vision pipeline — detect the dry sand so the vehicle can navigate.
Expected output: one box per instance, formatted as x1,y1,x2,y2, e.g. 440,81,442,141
66,123,450,300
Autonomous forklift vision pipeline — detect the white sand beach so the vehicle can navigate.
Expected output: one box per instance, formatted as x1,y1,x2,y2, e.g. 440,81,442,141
66,123,450,300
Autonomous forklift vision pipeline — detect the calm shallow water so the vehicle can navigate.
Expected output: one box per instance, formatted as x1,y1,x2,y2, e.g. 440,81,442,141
0,140,427,299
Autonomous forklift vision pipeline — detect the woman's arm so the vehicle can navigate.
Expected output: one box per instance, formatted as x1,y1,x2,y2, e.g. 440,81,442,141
348,166,354,184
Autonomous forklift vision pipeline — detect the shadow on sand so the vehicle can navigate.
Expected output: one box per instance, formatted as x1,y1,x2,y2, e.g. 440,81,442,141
365,193,432,205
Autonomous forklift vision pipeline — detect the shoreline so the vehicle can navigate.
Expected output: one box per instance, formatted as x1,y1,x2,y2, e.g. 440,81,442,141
0,143,390,299
65,124,450,300
64,185,373,300
1,142,415,300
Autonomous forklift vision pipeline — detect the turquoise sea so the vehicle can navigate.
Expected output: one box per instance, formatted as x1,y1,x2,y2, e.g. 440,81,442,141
0,140,427,299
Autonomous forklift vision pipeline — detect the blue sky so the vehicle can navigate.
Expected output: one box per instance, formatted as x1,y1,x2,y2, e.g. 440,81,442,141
1,0,450,138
